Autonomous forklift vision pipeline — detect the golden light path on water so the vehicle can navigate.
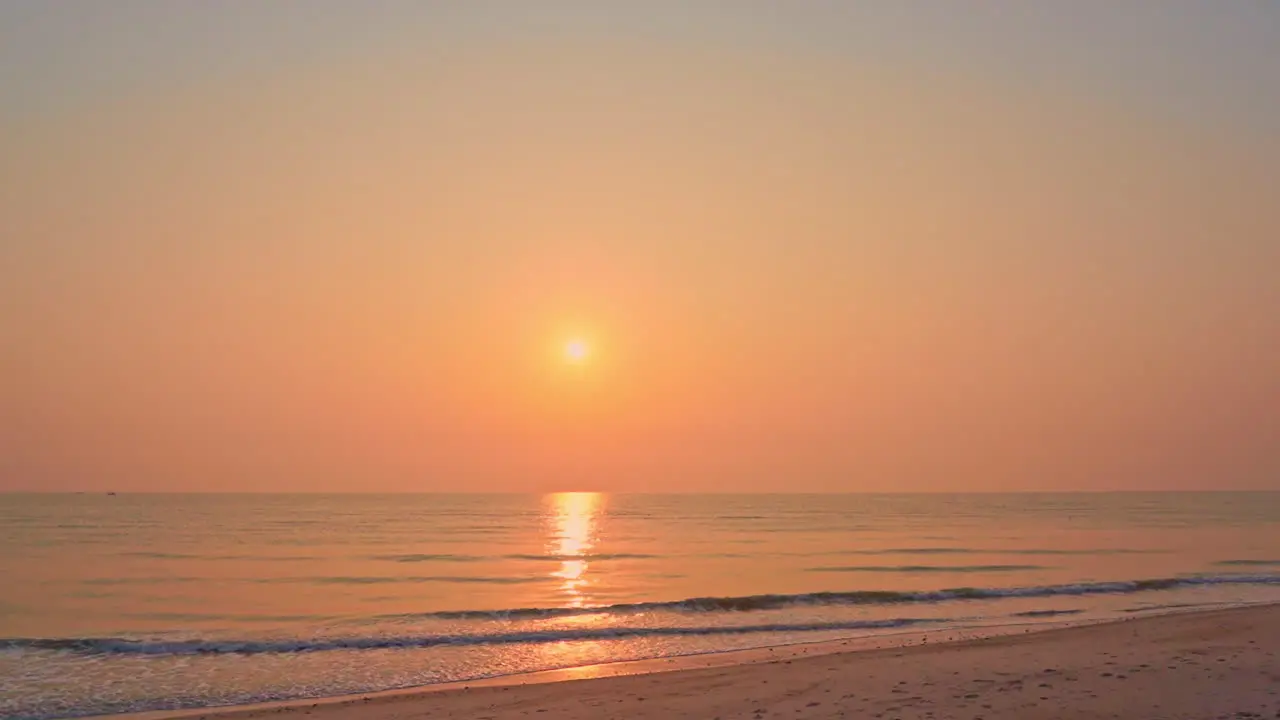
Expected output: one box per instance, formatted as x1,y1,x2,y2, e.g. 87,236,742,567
547,492,603,608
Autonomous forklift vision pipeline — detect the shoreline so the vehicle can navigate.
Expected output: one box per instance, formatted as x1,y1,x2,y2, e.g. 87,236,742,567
101,601,1280,720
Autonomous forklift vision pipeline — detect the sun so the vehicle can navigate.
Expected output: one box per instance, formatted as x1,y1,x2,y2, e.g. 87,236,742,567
564,338,590,364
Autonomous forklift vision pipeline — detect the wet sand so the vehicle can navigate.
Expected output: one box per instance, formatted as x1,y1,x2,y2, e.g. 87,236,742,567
155,604,1279,720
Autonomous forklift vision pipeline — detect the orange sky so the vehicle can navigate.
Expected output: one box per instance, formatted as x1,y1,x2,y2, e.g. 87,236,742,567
2,4,1277,492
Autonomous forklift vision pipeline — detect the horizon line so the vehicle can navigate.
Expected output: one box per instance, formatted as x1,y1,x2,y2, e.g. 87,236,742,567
3,489,1276,496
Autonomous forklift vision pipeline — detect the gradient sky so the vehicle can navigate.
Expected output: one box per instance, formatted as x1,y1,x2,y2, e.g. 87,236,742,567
2,2,1277,493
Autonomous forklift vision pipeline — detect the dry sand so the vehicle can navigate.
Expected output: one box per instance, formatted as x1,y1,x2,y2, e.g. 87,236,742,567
166,604,1279,720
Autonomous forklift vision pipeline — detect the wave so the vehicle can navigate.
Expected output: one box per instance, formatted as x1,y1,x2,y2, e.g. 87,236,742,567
504,553,660,562
1,618,933,656
821,548,1165,557
1213,559,1280,567
372,553,660,563
11,572,1278,657
1011,609,1084,618
120,552,321,562
256,575,551,586
806,564,1050,573
83,577,205,585
123,612,338,624
371,554,487,563
413,574,1280,619
352,549,1162,564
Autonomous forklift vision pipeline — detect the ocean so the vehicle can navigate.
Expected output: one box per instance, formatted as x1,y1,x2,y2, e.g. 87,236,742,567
2,492,1277,720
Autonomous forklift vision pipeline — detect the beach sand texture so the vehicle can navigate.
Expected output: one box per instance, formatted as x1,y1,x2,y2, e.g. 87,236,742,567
156,604,1278,720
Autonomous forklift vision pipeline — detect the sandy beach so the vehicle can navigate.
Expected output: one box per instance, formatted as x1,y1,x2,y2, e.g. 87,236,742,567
149,604,1279,720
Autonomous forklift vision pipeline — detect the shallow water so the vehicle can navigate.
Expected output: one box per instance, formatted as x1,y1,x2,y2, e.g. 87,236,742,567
2,492,1277,719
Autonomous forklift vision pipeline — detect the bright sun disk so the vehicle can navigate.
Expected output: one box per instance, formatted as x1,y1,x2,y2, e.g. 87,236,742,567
564,339,589,363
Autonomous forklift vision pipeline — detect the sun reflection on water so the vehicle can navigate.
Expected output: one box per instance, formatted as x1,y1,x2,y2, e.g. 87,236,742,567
547,492,603,608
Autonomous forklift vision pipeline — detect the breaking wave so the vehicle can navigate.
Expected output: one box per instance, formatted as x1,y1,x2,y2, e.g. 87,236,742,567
411,573,1280,619
7,574,1277,658
1,618,932,656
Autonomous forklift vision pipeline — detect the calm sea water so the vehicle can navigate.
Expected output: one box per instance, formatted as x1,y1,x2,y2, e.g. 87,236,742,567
2,493,1278,719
